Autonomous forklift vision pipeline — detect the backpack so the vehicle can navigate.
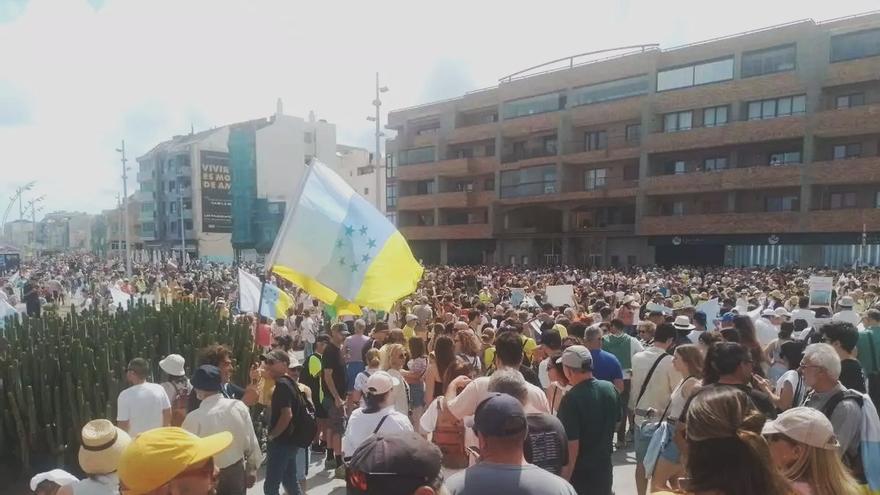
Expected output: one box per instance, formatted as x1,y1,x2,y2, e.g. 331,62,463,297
821,389,866,484
278,376,318,448
431,398,468,469
169,381,190,427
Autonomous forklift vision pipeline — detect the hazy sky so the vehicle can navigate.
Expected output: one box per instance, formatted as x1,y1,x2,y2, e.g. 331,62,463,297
1,0,877,219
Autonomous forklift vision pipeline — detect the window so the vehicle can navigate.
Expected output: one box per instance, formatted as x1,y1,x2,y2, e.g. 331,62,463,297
742,44,796,77
765,195,799,212
542,135,558,154
657,57,734,91
500,164,557,198
626,124,641,143
184,220,193,230
416,125,440,136
168,181,175,192
455,148,474,159
398,147,435,165
385,183,398,208
835,93,865,109
703,105,729,127
364,188,369,195
183,199,191,209
664,160,686,175
502,92,566,119
661,201,685,216
484,178,495,191
570,74,650,106
747,95,806,120
830,192,857,209
416,212,434,226
385,153,396,178
455,181,475,192
664,111,693,132
831,28,880,62
585,168,607,190
386,212,397,226
769,151,801,166
833,143,862,160
627,255,637,266
169,202,176,214
876,191,880,209
356,166,373,176
704,157,728,171
485,142,496,157
623,164,640,181
304,132,313,144
585,131,608,151
416,180,435,195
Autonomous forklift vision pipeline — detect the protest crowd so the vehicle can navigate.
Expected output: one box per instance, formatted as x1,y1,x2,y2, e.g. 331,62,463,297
8,253,880,495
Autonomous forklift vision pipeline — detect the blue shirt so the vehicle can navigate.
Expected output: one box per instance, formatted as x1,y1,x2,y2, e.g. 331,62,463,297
589,349,624,383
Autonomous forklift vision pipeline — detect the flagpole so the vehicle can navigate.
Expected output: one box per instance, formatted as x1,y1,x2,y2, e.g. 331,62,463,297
254,273,266,347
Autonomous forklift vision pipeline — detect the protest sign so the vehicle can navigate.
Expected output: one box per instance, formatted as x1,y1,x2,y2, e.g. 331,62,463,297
809,276,833,307
510,288,525,307
546,285,575,307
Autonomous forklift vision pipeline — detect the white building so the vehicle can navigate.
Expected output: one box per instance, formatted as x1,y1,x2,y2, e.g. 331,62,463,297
334,144,385,212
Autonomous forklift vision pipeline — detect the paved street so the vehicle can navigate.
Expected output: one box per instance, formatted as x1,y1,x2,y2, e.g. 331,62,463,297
248,443,638,494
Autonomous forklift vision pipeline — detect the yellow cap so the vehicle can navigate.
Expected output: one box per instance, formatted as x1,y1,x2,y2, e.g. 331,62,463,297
118,427,233,494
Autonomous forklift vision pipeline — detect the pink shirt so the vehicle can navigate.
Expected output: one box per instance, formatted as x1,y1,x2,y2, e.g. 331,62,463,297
446,373,550,420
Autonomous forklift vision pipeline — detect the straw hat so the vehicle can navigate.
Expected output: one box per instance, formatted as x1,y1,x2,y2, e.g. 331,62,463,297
79,419,131,475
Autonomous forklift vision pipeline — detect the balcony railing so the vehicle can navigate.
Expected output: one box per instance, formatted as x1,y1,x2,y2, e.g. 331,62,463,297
501,147,558,164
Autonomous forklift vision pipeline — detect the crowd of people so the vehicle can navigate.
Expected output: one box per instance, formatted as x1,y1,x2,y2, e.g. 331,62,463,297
13,257,880,495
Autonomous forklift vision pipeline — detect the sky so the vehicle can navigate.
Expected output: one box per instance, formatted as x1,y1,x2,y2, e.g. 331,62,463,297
0,0,877,220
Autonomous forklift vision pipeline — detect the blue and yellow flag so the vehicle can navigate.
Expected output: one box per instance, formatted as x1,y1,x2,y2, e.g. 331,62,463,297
259,283,294,320
266,161,422,311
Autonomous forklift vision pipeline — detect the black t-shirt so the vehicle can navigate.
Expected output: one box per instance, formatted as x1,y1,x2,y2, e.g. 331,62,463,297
524,413,569,476
840,358,867,393
23,282,40,306
322,343,346,398
681,382,777,420
270,376,300,443
520,364,543,389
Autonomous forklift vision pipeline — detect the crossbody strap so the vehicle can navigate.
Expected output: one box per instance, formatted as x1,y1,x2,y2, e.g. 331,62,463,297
373,414,391,434
635,353,670,410
658,375,695,423
869,331,879,373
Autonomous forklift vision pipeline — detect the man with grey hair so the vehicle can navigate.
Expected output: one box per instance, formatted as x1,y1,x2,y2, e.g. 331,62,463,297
488,369,569,476
413,296,434,327
344,319,370,396
583,326,624,394
802,342,865,482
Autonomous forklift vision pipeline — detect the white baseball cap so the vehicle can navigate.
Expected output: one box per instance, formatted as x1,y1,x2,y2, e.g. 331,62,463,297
774,307,791,318
762,407,840,450
365,370,400,395
159,354,186,377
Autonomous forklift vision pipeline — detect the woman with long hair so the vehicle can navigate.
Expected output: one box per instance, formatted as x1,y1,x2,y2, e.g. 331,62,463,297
763,407,861,495
403,338,429,430
423,335,455,404
454,328,483,373
419,357,476,468
652,344,705,492
350,348,382,409
754,340,806,412
734,315,767,376
380,343,411,415
655,386,795,495
766,322,796,383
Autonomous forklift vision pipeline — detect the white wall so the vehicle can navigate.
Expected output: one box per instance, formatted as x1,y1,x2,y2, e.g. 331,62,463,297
335,145,384,212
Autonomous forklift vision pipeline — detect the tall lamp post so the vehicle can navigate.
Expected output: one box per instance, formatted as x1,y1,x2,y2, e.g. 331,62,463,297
116,140,132,276
24,195,45,258
366,72,389,210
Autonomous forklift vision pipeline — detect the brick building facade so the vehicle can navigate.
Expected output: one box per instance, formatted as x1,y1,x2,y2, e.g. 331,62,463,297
386,12,880,268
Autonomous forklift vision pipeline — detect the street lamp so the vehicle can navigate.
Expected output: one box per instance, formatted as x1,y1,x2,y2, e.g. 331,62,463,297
116,140,132,277
369,73,389,210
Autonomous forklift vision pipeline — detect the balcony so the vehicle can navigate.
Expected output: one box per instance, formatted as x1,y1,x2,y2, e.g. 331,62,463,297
562,145,640,165
807,156,880,185
411,130,440,148
639,211,800,236
501,147,558,166
398,156,498,181
806,209,880,232
652,72,805,114
397,190,495,210
501,112,560,138
824,56,880,87
448,122,498,144
643,165,802,195
568,97,642,127
399,223,492,240
557,184,639,202
643,116,807,153
137,170,153,182
813,103,880,138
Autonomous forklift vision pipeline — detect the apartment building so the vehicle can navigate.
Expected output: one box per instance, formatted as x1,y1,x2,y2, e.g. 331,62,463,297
386,11,880,268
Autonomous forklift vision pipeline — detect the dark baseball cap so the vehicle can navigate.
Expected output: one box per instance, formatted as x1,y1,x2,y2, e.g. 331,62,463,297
468,393,528,437
191,365,222,392
347,431,442,495
261,349,290,365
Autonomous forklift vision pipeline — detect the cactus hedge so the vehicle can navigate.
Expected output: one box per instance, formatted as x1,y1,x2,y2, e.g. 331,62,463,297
0,300,257,477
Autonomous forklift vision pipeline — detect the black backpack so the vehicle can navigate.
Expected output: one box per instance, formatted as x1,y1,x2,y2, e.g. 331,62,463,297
278,376,318,448
820,389,866,484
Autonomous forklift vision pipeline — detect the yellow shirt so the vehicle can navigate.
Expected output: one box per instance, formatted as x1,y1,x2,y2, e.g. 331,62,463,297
483,346,496,370
258,376,275,406
403,324,415,342
520,335,537,362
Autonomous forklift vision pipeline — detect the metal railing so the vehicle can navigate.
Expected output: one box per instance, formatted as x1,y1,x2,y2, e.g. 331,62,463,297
499,44,659,83
501,147,558,164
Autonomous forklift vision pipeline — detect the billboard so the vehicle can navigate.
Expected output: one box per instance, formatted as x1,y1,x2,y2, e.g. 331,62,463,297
200,151,232,233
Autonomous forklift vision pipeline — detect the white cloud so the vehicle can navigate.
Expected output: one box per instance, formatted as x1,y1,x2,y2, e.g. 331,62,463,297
0,0,877,218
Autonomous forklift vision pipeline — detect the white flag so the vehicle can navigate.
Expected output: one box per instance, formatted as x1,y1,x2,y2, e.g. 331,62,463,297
238,269,262,313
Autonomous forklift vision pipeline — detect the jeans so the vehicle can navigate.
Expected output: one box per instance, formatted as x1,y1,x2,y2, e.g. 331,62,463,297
264,440,302,495
294,444,309,481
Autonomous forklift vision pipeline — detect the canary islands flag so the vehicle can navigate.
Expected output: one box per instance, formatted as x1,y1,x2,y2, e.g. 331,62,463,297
266,160,423,311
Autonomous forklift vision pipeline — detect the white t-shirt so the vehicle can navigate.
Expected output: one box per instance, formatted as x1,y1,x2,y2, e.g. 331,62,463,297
342,406,412,457
301,317,317,344
754,318,779,347
776,369,804,406
117,382,171,436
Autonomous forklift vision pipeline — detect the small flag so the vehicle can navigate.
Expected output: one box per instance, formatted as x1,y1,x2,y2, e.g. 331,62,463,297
259,283,294,320
266,160,422,311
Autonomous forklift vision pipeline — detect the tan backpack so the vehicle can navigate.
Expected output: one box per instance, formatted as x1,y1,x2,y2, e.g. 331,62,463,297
169,381,190,427
431,398,469,469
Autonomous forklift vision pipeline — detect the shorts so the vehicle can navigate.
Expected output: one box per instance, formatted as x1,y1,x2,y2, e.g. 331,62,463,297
345,362,365,392
314,396,328,419
323,397,345,434
409,383,425,409
659,430,680,463
635,423,654,463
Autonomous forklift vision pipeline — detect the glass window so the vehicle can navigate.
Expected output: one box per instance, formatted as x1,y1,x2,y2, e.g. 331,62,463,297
748,101,762,120
585,168,608,190
875,191,880,209
657,57,733,91
769,151,801,165
762,100,777,119
399,147,435,166
385,183,398,208
385,153,396,178
664,111,693,132
830,192,857,209
626,124,641,143
502,92,566,119
833,143,862,159
792,95,806,114
703,105,728,127
766,195,799,212
747,95,806,120
585,131,608,151
835,93,865,109
499,164,557,198
831,28,880,62
704,157,728,171
742,44,797,77
386,212,397,226
777,97,792,116
673,201,684,216
416,180,435,195
570,74,650,106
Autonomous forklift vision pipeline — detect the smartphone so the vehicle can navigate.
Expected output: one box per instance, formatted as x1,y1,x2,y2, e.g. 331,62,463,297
466,446,481,459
